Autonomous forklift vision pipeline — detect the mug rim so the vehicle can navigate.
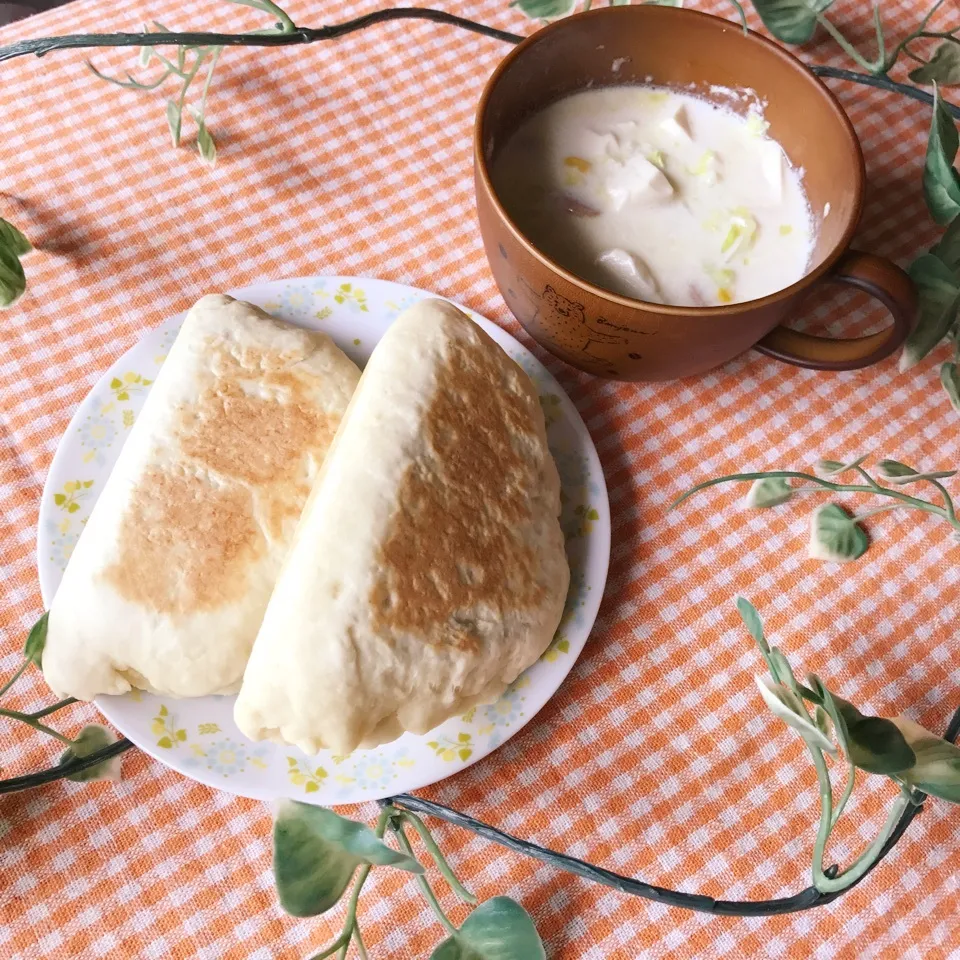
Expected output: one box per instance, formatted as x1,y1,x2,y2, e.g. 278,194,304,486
474,5,867,319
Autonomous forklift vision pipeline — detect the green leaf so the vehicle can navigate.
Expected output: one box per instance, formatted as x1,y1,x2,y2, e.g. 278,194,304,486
815,454,869,476
0,218,31,257
833,698,916,774
139,44,154,68
769,647,799,693
157,736,173,748
814,705,831,739
24,611,48,666
876,458,956,484
60,724,121,782
750,0,834,45
166,100,182,148
894,716,960,803
933,213,960,272
272,800,423,918
53,493,66,506
807,675,847,750
743,476,792,508
0,243,26,309
735,596,768,650
510,0,576,20
901,254,960,370
754,675,837,755
876,458,917,479
808,503,868,563
924,86,960,225
196,119,217,167
909,41,960,87
430,897,546,960
942,361,960,412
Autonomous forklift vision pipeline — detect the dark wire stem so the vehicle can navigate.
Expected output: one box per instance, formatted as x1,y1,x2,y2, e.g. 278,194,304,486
380,706,959,918
0,737,133,794
0,8,524,62
0,5,957,120
809,65,960,118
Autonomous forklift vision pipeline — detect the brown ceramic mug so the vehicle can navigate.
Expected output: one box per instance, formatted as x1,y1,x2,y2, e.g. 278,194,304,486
474,6,917,381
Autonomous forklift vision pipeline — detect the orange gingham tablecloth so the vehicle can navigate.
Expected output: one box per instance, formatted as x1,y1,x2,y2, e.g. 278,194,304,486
1,0,958,956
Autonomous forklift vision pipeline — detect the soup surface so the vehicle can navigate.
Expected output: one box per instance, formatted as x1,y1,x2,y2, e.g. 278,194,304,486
491,85,815,307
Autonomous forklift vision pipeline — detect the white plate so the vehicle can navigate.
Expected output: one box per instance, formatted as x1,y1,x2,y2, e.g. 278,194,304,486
37,277,610,804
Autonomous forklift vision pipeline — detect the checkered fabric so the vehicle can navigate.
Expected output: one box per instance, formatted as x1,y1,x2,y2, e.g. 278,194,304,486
1,0,958,957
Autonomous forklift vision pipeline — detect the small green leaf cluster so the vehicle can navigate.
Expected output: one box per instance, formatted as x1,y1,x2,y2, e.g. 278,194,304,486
746,1,960,83
676,456,960,562
901,87,960,415
86,1,298,166
737,598,960,893
0,612,120,782
272,801,544,959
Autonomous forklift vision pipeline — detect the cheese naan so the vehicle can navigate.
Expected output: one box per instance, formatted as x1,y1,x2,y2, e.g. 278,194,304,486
234,298,569,754
42,294,361,700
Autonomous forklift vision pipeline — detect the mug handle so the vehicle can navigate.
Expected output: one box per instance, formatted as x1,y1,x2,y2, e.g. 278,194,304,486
754,250,917,371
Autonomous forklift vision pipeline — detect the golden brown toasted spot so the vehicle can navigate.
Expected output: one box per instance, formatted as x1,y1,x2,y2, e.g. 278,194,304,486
105,340,345,616
371,329,545,649
102,467,263,616
178,347,337,488
264,480,314,541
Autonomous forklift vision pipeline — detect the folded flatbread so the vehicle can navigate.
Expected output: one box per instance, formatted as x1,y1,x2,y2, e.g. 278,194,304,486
42,294,361,700
234,298,569,754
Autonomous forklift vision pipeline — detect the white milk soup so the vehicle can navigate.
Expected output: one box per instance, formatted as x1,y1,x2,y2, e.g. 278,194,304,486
491,85,815,307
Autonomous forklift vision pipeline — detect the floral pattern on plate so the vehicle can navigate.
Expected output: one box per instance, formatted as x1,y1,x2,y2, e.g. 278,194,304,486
37,277,610,805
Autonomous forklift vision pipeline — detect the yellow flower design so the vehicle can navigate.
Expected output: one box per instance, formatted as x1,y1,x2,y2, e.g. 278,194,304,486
53,479,94,515
541,634,570,663
427,732,473,763
318,282,369,313
567,504,600,539
286,757,328,794
108,372,152,402
538,393,562,428
151,704,187,749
